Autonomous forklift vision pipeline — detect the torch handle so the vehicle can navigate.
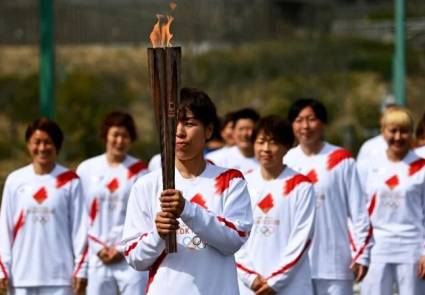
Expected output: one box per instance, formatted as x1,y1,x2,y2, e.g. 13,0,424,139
148,47,180,254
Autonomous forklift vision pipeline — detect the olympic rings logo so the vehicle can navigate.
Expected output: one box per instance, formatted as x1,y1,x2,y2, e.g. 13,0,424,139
182,235,207,250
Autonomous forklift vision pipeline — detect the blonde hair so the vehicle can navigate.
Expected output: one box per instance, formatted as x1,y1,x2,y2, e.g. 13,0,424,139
381,106,414,131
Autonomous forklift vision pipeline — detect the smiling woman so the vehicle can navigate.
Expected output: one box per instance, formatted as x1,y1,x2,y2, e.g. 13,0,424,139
360,106,425,295
76,111,148,295
0,118,88,295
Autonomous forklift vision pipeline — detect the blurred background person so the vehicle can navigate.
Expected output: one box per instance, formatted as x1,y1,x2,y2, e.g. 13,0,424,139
206,108,260,174
204,116,224,154
77,111,148,295
284,98,372,295
360,106,425,295
0,118,88,295
236,115,315,295
414,111,425,157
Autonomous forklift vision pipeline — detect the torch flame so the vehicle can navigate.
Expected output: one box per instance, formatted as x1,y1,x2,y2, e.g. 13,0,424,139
149,2,176,48
149,15,162,48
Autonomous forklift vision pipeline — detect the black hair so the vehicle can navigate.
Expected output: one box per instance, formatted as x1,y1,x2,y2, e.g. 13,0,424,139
233,108,260,125
288,98,328,124
100,111,137,142
221,111,235,131
178,87,218,128
25,118,64,151
252,115,294,147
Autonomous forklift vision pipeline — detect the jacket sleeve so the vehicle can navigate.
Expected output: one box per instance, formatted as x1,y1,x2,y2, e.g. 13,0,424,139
235,242,259,289
345,160,373,266
69,179,89,279
121,182,165,271
75,164,106,256
266,183,315,291
180,177,253,256
0,176,14,280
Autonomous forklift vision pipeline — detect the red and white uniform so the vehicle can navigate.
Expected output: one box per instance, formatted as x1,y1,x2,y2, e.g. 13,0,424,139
236,167,315,295
357,135,387,186
148,153,161,172
122,163,253,295
0,164,88,288
284,143,373,292
206,146,259,174
360,151,425,295
415,146,425,158
76,154,148,294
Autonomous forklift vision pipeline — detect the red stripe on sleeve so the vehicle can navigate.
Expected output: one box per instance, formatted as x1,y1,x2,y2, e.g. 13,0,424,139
145,251,167,294
88,235,108,248
327,149,352,170
0,256,8,279
56,170,79,188
124,233,148,256
348,230,357,252
266,239,311,279
283,174,311,196
217,216,247,237
215,169,244,195
72,244,89,277
89,198,98,226
408,158,425,176
368,193,377,216
128,161,147,179
352,225,373,264
236,263,260,276
12,210,25,243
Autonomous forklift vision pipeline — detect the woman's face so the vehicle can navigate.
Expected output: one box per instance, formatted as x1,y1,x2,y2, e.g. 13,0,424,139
254,131,289,171
106,126,132,159
27,130,58,166
382,123,412,156
292,106,324,147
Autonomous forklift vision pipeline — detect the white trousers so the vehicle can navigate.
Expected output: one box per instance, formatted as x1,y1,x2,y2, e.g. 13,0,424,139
10,287,73,295
361,262,425,295
312,279,353,295
87,261,148,295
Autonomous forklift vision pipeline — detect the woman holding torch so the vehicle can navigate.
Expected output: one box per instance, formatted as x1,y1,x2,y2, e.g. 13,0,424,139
122,87,253,295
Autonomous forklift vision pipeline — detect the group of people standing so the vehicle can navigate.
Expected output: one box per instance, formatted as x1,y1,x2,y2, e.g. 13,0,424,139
0,87,424,295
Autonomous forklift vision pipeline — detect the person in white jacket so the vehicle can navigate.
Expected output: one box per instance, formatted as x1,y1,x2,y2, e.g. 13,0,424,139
283,98,373,295
76,111,148,295
206,108,260,174
360,106,425,295
121,87,253,295
236,115,316,295
0,118,88,295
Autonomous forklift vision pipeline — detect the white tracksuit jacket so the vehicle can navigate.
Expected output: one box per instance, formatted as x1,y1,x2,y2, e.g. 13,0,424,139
206,146,259,174
284,142,373,280
121,163,253,295
236,167,315,294
0,164,88,287
76,154,147,266
362,150,425,263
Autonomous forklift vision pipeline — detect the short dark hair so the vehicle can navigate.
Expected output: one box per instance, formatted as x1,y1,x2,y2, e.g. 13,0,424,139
288,98,328,124
252,115,294,146
25,118,64,151
221,111,235,131
178,87,218,128
415,111,425,140
100,111,137,142
233,108,260,125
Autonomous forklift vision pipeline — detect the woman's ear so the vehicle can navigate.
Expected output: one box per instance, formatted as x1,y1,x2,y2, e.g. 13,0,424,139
205,124,214,141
